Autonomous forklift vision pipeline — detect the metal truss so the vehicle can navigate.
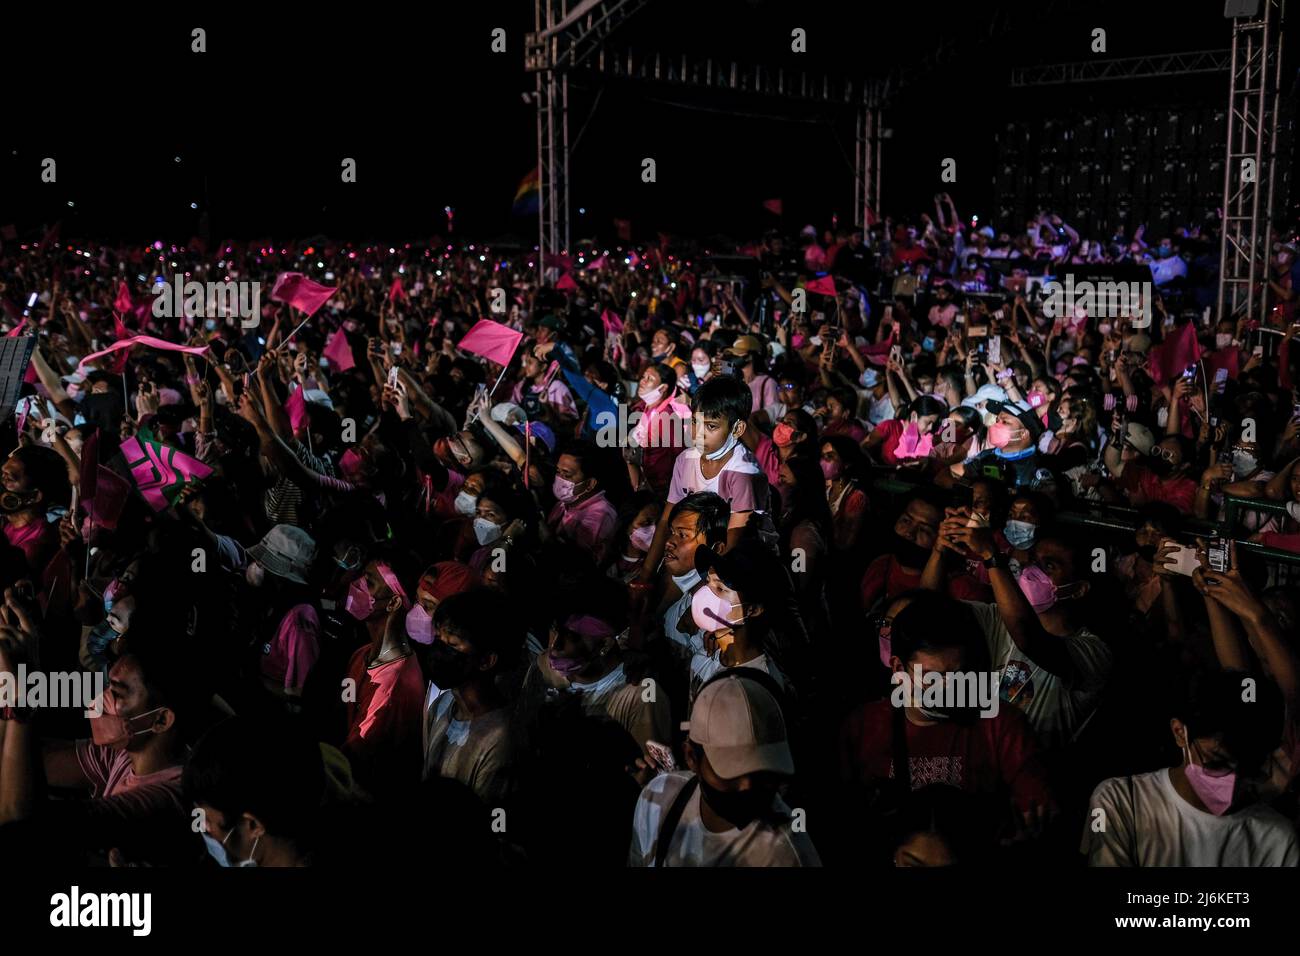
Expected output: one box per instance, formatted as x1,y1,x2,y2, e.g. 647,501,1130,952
1010,50,1231,87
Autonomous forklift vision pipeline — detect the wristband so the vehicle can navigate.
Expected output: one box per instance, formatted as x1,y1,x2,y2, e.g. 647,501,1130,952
982,551,1008,570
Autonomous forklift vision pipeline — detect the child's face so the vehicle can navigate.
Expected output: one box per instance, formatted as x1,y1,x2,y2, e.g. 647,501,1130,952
692,410,736,455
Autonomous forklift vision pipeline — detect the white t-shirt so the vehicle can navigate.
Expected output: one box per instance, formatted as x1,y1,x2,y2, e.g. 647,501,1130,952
628,771,821,867
967,600,1112,750
688,650,787,708
1083,769,1300,866
421,686,513,805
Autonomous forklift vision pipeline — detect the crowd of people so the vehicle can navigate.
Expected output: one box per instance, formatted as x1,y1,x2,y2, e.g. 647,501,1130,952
0,197,1299,867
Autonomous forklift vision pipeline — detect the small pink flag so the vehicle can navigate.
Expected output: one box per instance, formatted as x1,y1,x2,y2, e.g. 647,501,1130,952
120,434,213,512
805,275,837,296
763,198,784,216
389,277,407,304
458,319,524,367
114,282,134,314
89,465,132,530
555,273,578,294
285,386,309,432
600,309,624,336
322,329,356,372
585,255,608,271
7,322,26,338
78,334,209,371
270,272,338,317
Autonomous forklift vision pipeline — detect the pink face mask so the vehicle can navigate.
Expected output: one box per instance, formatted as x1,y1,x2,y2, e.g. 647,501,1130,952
791,334,808,349
691,585,742,633
553,475,580,503
820,458,842,480
1017,565,1058,613
773,423,796,447
405,604,434,644
345,577,375,620
1026,390,1047,408
988,422,1017,448
629,524,656,551
1184,744,1237,815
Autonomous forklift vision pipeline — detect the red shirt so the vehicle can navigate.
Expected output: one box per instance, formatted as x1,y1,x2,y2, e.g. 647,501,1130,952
1117,463,1197,514
342,645,426,792
860,554,988,613
839,698,1053,812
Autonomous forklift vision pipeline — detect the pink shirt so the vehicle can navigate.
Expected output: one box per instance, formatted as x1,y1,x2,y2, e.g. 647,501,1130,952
667,446,766,515
343,646,426,791
259,603,321,692
548,490,619,563
74,739,186,862
748,375,778,416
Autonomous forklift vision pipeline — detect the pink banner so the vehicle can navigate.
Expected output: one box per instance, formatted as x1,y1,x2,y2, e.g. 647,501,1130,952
78,335,210,371
458,319,524,367
120,435,213,512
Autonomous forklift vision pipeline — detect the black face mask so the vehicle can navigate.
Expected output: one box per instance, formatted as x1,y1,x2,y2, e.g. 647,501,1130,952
698,777,776,829
1146,456,1175,478
892,532,931,570
425,640,476,689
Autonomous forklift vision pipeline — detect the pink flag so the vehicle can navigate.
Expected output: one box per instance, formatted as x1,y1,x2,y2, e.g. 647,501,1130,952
322,329,356,372
458,319,524,367
1148,322,1202,387
285,386,308,432
763,198,784,216
114,282,134,314
120,434,213,512
600,309,624,336
555,273,578,294
389,277,407,304
270,272,338,317
89,465,132,530
585,255,608,271
7,322,25,338
78,334,209,371
805,275,836,296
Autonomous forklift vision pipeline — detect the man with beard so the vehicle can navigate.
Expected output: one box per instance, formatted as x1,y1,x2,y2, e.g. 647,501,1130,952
860,493,984,616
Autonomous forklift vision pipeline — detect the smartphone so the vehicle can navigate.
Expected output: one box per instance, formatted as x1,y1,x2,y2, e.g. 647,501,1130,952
889,345,902,364
968,324,988,340
1252,345,1264,357
1207,537,1231,574
987,336,1002,365
1181,364,1197,381
645,740,676,774
1161,544,1199,577
387,366,400,388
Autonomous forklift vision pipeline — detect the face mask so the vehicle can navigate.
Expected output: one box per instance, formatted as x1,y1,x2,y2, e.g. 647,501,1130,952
638,384,665,406
245,562,266,587
203,828,260,868
427,640,475,688
1003,519,1037,550
629,524,656,551
1016,565,1081,613
1215,333,1233,350
691,586,743,633
548,650,590,678
89,693,166,750
474,517,503,546
987,423,1018,449
698,776,774,829
691,362,710,379
1231,450,1257,479
820,458,842,480
1026,390,1047,409
405,604,434,644
339,448,366,483
454,490,477,516
345,577,375,620
671,568,702,593
553,475,582,503
892,532,931,569
860,368,880,389
704,427,740,462
772,423,796,447
1183,744,1236,816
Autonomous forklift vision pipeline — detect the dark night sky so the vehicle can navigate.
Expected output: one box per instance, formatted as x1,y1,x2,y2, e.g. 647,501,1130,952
0,2,1249,244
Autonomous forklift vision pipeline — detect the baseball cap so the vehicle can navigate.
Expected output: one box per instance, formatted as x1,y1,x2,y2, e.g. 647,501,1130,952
960,383,1008,409
986,400,1045,442
247,524,317,585
539,314,565,331
687,675,795,779
1123,422,1156,456
515,419,556,453
725,334,764,358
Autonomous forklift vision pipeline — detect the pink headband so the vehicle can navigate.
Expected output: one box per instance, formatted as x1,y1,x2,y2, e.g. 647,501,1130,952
563,614,616,640
376,562,411,610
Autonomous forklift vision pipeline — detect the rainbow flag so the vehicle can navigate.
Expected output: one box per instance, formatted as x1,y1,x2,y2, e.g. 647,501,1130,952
513,168,540,216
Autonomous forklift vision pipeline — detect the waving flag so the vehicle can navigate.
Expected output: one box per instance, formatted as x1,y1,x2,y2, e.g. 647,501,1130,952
805,275,837,296
322,329,356,372
389,277,407,304
458,319,523,367
114,282,135,314
78,334,209,371
270,272,337,317
513,168,540,217
120,428,212,512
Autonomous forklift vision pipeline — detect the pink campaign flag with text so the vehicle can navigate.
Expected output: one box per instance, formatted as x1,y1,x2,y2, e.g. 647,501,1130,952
322,329,356,372
120,432,213,512
458,319,524,367
270,273,338,317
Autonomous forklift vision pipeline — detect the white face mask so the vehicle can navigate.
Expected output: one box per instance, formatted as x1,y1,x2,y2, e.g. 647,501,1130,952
1215,333,1234,350
691,362,710,379
638,384,665,406
1231,450,1258,479
702,427,741,462
474,517,503,546
671,568,702,592
454,490,477,516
